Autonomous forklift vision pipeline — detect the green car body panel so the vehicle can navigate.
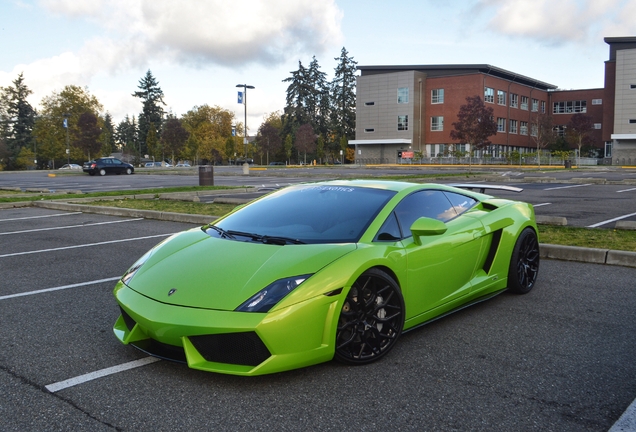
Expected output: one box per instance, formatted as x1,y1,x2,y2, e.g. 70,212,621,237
113,180,539,376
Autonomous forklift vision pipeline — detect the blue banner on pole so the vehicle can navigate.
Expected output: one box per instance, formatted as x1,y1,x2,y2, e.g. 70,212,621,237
237,91,243,104
63,118,68,128
231,127,236,137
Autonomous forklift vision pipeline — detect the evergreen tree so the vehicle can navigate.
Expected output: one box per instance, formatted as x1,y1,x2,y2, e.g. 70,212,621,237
0,73,36,168
115,115,139,162
101,112,116,154
307,56,330,136
330,47,357,147
282,61,311,134
133,70,165,155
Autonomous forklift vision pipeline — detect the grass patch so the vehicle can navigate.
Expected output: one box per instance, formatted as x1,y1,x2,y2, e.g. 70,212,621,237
538,225,636,252
0,185,241,203
91,198,237,217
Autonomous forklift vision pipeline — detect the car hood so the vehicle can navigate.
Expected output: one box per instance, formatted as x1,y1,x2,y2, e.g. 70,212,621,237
126,228,356,311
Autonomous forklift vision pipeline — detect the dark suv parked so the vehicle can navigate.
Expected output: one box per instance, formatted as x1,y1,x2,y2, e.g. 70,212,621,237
83,158,134,176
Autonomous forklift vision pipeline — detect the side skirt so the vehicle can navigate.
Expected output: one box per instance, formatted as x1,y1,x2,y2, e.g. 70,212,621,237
402,288,507,334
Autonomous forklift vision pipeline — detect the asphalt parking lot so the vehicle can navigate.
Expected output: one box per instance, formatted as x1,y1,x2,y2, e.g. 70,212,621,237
1,206,635,431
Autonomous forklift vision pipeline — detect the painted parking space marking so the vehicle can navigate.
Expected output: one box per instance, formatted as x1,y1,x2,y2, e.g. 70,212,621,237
0,218,143,236
45,357,161,393
543,184,592,191
0,277,121,301
0,233,172,258
532,203,552,207
0,212,83,223
617,187,636,193
587,211,636,228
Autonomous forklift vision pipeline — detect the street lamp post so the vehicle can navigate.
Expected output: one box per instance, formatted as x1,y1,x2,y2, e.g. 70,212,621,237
63,113,70,165
236,84,254,175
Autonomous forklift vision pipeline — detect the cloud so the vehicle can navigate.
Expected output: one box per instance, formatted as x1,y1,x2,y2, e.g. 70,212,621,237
39,0,344,67
475,0,636,44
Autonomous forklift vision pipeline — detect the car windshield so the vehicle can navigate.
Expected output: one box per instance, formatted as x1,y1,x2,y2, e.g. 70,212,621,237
210,185,396,244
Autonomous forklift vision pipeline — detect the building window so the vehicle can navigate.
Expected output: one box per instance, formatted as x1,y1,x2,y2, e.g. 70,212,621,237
398,115,409,130
554,125,566,137
553,100,587,114
431,116,444,131
365,101,375,106
592,99,602,105
364,128,375,133
532,98,539,112
629,119,636,124
497,90,506,105
605,141,612,157
531,124,538,137
397,88,409,104
510,94,518,108
594,123,602,129
541,101,546,113
631,84,636,89
484,87,494,103
497,118,506,132
431,89,444,104
509,119,518,134
520,96,529,110
520,121,528,135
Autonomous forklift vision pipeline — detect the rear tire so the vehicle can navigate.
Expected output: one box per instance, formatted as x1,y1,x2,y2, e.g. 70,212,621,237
508,228,540,294
99,169,106,176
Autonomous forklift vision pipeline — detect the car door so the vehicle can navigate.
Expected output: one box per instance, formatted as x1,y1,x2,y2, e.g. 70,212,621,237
393,190,486,318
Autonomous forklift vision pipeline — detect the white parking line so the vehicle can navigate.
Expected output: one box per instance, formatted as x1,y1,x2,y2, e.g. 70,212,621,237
0,218,143,236
0,233,172,258
543,184,592,191
532,203,552,207
45,357,161,393
617,187,636,193
0,212,83,223
0,277,121,301
587,211,636,228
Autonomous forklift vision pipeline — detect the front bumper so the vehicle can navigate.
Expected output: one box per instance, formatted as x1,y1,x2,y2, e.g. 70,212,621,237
113,281,340,376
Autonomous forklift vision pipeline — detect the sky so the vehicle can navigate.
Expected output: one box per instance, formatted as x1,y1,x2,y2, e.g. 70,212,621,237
1,0,636,134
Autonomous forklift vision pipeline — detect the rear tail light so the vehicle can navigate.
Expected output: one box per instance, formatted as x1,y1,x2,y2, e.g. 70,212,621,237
91,163,96,168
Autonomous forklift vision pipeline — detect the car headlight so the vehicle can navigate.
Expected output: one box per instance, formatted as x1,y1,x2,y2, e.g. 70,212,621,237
236,274,312,313
121,251,152,286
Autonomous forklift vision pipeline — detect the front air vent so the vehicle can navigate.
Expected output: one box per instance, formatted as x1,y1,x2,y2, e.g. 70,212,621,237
189,332,271,366
482,202,499,211
120,307,136,331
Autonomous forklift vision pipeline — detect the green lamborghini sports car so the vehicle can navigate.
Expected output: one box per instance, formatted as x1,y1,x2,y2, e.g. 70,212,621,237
113,180,540,376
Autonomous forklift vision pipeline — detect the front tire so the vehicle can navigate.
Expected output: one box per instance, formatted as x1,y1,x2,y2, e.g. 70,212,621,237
334,268,404,365
126,168,133,175
508,227,540,294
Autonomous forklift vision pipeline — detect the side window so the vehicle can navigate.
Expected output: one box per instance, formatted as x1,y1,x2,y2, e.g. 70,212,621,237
443,192,477,216
375,212,402,241
113,159,122,165
394,190,457,237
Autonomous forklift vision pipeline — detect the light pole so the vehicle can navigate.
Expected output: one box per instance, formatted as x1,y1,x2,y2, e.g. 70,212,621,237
236,84,254,175
63,113,70,165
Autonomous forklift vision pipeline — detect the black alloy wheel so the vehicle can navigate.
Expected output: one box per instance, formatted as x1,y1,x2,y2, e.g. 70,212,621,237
508,227,540,294
334,268,404,365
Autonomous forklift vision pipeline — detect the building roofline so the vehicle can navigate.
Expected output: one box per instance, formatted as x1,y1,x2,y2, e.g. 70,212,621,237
604,36,636,43
357,64,558,91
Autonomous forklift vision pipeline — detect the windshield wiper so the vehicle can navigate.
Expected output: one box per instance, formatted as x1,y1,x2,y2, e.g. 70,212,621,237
226,230,305,245
205,225,236,240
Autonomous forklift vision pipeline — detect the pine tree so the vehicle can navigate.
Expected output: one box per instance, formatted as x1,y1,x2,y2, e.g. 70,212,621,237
133,70,165,155
330,48,357,147
1,73,36,166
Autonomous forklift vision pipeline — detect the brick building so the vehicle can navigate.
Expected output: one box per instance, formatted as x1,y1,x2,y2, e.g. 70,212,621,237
350,37,636,165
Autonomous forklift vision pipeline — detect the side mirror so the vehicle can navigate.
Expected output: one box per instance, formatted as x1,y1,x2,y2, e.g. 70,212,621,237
410,217,447,245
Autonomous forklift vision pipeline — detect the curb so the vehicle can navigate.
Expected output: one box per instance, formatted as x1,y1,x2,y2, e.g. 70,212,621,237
539,244,636,268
